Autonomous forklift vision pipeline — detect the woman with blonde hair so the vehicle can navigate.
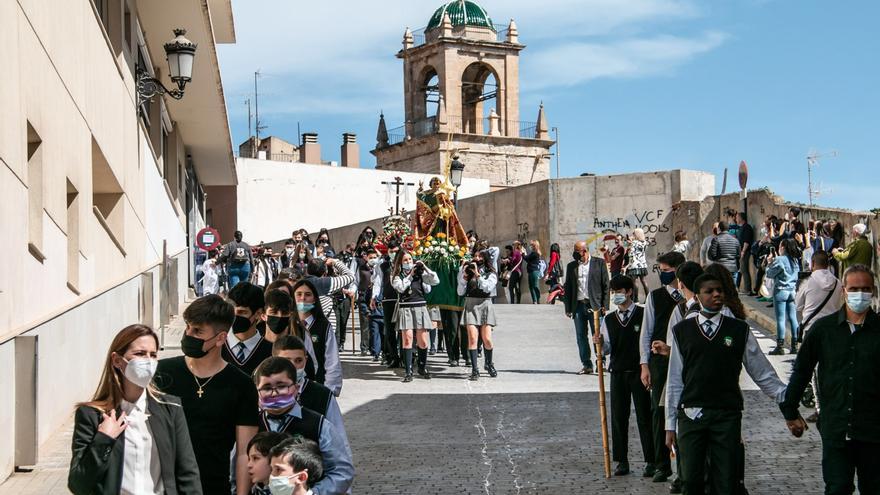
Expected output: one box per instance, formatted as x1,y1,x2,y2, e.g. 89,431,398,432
69,324,201,495
624,228,649,302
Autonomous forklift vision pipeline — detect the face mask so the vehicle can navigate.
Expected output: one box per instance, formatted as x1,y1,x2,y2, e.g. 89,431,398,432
402,263,413,271
611,293,627,306
268,475,295,495
285,248,294,255
296,302,315,313
572,251,582,262
266,316,290,334
846,291,872,314
295,367,306,385
122,357,157,388
760,227,768,237
259,390,297,412
181,334,210,358
298,252,306,260
659,271,676,286
231,315,252,334
700,303,721,316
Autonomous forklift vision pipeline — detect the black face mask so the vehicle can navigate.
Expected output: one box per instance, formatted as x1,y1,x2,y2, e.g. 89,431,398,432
181,334,210,358
231,315,252,334
572,251,582,262
266,316,290,334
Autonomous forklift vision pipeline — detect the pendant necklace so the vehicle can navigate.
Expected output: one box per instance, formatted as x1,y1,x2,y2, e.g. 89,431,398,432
190,367,219,398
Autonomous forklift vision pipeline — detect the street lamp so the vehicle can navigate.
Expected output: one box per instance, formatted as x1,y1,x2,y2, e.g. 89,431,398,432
450,155,465,206
137,29,198,106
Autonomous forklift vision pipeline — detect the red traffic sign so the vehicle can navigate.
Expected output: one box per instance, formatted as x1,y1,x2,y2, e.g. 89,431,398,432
196,227,221,251
738,160,749,190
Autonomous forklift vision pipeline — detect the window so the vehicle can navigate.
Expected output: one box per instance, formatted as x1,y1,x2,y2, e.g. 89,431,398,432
92,138,126,255
26,122,45,262
66,179,80,293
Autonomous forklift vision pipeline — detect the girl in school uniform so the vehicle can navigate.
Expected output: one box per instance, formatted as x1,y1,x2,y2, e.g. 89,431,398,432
458,250,499,380
391,250,440,382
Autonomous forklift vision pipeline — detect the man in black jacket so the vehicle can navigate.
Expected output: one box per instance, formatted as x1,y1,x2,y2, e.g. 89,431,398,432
563,240,610,374
780,264,880,494
709,221,741,276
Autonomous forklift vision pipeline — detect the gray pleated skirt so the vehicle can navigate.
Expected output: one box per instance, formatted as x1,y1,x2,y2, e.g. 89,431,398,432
460,297,497,327
428,305,442,321
394,305,433,330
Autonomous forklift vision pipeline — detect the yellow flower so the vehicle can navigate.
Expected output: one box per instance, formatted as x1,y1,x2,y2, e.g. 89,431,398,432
437,232,446,238
450,239,457,246
426,235,434,241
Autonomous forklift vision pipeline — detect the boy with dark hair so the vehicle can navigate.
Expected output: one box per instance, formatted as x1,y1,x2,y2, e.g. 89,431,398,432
253,357,353,494
595,275,655,477
272,335,349,443
269,438,325,495
639,250,686,482
224,282,274,376
666,274,786,495
247,431,292,495
155,294,259,495
263,289,294,344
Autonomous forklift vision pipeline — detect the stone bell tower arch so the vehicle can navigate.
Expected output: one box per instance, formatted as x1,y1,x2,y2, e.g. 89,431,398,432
373,1,554,189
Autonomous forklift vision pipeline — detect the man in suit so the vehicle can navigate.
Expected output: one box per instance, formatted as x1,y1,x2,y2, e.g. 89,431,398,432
563,240,610,374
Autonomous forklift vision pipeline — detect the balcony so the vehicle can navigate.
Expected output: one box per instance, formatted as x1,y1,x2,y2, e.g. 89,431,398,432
384,115,539,146
410,24,511,48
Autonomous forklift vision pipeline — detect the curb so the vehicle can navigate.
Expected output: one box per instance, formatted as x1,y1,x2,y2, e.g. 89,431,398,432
744,304,777,339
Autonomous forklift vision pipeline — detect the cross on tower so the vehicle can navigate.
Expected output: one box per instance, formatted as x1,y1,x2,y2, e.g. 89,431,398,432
381,176,415,215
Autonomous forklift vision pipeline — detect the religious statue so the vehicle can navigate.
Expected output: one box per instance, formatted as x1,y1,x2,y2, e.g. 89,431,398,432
415,176,469,247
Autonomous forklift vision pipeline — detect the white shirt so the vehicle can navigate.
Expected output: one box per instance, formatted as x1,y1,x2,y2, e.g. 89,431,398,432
119,391,163,495
303,315,343,397
576,259,591,301
225,329,263,360
639,285,683,364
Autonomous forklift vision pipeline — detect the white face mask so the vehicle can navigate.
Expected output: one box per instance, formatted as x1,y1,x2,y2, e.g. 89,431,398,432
123,357,158,388
268,475,295,495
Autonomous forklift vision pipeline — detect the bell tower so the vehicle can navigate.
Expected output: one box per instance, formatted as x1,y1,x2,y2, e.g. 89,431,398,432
373,1,554,189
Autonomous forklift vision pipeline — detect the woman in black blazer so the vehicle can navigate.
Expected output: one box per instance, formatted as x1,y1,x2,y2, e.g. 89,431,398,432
68,324,201,495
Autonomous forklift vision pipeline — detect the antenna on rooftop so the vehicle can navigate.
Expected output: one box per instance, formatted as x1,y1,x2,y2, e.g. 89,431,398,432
806,149,837,206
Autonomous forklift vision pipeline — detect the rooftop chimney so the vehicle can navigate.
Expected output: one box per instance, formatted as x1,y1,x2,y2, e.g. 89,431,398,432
301,133,321,165
341,133,360,168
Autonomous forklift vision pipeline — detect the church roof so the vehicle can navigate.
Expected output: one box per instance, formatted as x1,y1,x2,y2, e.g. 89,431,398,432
426,1,495,32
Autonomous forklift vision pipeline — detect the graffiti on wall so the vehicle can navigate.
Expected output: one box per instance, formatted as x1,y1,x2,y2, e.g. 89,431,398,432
591,209,671,247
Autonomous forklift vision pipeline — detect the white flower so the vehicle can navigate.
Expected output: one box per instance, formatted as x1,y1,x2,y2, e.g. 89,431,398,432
431,240,438,246
448,246,456,253
442,251,448,257
426,246,434,253
441,241,448,247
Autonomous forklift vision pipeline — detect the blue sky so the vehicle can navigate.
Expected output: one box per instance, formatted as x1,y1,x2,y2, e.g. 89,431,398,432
217,0,877,211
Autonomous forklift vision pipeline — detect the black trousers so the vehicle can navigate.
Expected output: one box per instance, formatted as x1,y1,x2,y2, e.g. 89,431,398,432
822,439,880,495
440,309,461,361
610,371,655,464
649,355,671,471
508,271,522,304
381,300,399,362
334,296,351,346
677,408,741,495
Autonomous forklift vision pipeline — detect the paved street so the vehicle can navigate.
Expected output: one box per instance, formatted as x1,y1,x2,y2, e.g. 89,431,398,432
1,304,826,494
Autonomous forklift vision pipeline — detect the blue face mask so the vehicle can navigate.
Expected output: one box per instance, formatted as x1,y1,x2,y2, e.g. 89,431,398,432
611,293,628,306
659,271,676,286
402,263,413,272
296,302,315,313
700,303,721,316
846,291,872,314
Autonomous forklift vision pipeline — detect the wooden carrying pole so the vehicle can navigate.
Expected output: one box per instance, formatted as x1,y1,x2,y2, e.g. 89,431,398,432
351,294,357,354
594,309,612,479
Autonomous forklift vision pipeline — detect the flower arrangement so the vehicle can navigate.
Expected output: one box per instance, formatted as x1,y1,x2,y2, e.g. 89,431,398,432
377,212,414,252
414,231,471,265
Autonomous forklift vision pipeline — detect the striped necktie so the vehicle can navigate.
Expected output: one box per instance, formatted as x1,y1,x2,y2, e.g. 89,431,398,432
702,320,715,338
235,342,247,362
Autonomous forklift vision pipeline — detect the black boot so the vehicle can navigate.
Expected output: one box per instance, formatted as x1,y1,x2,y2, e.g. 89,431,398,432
402,348,414,382
790,340,799,354
769,339,785,356
417,348,431,379
484,349,497,377
469,349,480,380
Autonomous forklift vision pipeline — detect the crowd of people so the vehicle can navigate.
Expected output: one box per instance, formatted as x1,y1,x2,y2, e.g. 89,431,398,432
69,210,878,494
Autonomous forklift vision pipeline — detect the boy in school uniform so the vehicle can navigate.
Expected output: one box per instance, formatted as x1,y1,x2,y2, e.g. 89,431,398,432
253,357,353,494
224,282,274,376
665,274,787,494
595,275,655,477
269,438,325,495
262,289,294,344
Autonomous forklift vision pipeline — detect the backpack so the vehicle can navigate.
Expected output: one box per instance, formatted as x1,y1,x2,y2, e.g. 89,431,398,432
537,259,547,278
232,244,249,263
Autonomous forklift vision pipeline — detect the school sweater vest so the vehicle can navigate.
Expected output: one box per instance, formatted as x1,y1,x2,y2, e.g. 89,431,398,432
605,305,645,373
649,288,678,343
673,316,750,411
398,274,427,306
221,337,273,377
298,379,333,417
305,319,330,385
258,407,324,443
380,261,396,302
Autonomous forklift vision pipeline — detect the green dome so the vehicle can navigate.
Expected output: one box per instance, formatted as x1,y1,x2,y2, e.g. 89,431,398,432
426,1,495,32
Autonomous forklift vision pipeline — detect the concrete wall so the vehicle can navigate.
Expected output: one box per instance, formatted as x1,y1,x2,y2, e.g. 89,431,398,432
234,157,491,244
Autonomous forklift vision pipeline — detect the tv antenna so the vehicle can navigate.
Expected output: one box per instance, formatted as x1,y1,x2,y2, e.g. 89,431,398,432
254,70,268,141
806,149,837,206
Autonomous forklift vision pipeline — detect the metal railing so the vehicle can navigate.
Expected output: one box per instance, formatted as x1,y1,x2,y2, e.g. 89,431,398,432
381,115,540,147
411,24,511,48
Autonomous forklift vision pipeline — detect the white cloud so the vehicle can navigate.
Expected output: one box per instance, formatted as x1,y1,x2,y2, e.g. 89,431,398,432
524,31,727,89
